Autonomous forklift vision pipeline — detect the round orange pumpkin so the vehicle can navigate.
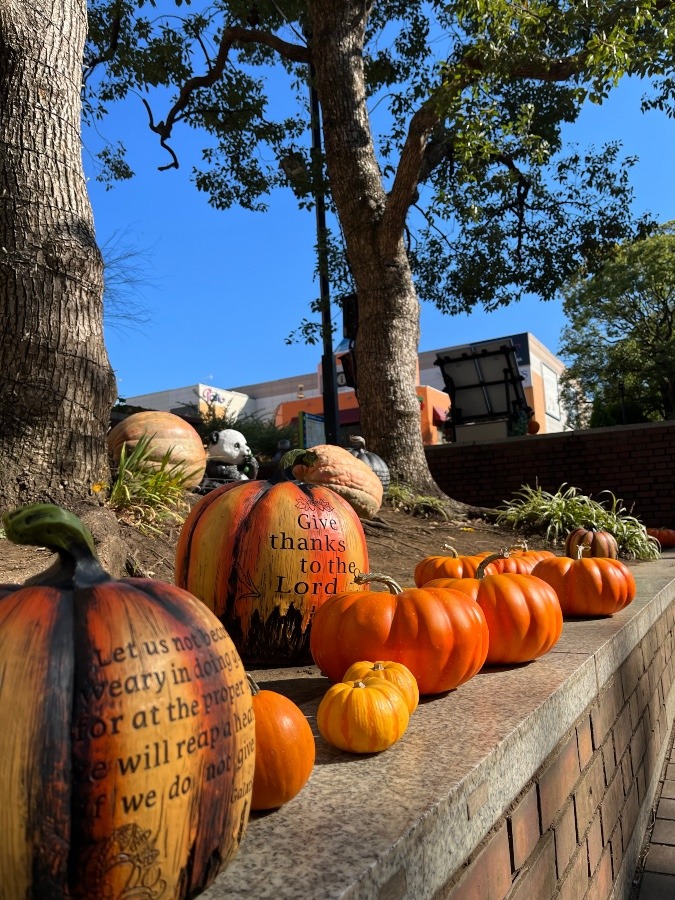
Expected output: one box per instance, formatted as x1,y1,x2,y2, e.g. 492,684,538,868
291,443,384,519
531,553,636,617
310,573,489,695
486,544,556,575
175,455,369,666
107,410,207,489
248,676,315,810
0,504,255,899
435,554,563,665
342,660,419,713
317,678,410,753
646,527,675,549
564,526,619,559
414,547,493,586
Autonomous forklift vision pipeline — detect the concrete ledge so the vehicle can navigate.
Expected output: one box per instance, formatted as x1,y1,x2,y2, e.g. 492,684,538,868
202,556,675,900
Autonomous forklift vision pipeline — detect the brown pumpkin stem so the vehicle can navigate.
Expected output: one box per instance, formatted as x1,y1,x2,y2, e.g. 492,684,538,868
2,503,110,589
349,435,367,449
475,550,510,579
354,572,403,594
441,544,459,558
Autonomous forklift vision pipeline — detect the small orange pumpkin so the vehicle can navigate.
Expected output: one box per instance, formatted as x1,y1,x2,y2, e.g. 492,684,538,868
432,553,563,665
414,546,493,586
564,526,619,559
310,573,489,695
531,551,636,617
646,527,675,549
486,543,556,575
316,678,409,753
342,661,419,713
248,676,315,810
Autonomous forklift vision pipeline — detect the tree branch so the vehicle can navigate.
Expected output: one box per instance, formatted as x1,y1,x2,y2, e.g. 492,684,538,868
149,25,309,169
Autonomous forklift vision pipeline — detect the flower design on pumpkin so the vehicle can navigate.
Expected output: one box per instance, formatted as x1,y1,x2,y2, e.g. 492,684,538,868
86,824,166,899
294,497,335,513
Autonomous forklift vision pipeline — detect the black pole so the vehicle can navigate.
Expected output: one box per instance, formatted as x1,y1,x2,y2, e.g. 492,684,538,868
309,65,339,445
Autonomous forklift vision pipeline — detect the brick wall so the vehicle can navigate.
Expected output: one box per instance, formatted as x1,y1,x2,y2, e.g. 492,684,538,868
437,598,675,900
425,421,675,525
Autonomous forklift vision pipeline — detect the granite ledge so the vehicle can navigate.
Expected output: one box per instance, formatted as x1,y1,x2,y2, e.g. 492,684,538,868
201,555,675,900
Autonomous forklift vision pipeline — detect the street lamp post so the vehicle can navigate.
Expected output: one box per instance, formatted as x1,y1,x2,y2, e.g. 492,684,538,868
308,65,340,445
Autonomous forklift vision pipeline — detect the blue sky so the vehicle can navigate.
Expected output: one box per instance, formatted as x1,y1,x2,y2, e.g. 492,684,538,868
84,76,675,401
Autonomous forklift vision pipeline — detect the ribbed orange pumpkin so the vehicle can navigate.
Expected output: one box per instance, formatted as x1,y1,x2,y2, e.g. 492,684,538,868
0,504,255,900
317,678,410,753
310,573,489,695
646,527,675,549
486,544,556,575
248,676,315,810
342,660,419,713
414,548,493,586
431,554,563,665
291,443,383,519
564,526,619,559
531,553,636,617
175,456,369,666
107,410,207,489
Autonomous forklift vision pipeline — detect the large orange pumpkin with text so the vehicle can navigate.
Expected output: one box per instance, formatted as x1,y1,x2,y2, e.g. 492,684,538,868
310,574,489,695
0,504,254,900
175,455,369,666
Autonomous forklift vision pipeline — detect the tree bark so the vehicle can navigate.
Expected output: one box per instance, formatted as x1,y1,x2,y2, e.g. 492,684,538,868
308,1,443,494
0,1,117,509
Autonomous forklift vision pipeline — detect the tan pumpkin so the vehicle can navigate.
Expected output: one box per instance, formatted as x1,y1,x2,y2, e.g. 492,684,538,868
291,444,383,519
108,411,207,489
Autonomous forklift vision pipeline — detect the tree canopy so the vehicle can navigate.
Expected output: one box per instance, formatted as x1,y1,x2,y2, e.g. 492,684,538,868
560,221,675,428
83,0,675,492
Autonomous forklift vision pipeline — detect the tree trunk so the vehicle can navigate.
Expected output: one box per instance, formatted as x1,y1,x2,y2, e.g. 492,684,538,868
308,1,443,496
0,1,116,510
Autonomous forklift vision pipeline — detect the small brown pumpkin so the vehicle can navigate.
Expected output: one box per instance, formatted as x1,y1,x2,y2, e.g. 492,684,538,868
291,443,383,519
107,410,207,489
646,527,675,549
564,526,619,559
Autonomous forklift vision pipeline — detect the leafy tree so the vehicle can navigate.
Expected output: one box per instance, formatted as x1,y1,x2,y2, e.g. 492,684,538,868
84,0,673,498
0,2,117,509
560,222,675,428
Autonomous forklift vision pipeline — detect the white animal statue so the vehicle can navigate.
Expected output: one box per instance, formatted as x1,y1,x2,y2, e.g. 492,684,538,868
208,429,251,465
201,429,259,490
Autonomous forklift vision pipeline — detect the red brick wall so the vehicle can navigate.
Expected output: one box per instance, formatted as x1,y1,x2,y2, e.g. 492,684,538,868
438,598,675,900
425,421,675,526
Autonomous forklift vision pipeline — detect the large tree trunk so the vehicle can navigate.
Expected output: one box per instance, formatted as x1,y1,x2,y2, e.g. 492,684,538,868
0,1,116,510
308,1,443,496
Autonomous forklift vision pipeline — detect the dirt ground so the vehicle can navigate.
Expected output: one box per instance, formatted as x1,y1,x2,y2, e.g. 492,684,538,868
0,496,553,589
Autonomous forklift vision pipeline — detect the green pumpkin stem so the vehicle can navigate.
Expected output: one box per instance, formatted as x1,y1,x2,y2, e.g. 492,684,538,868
354,572,403,594
2,503,110,589
277,448,320,482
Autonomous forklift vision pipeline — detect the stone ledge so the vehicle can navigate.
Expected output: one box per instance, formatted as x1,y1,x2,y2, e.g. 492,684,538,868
202,556,675,900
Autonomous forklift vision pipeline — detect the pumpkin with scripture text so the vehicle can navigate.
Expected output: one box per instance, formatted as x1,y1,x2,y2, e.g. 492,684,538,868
108,410,207,489
310,573,489,695
248,676,315,810
0,504,255,900
175,451,369,666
